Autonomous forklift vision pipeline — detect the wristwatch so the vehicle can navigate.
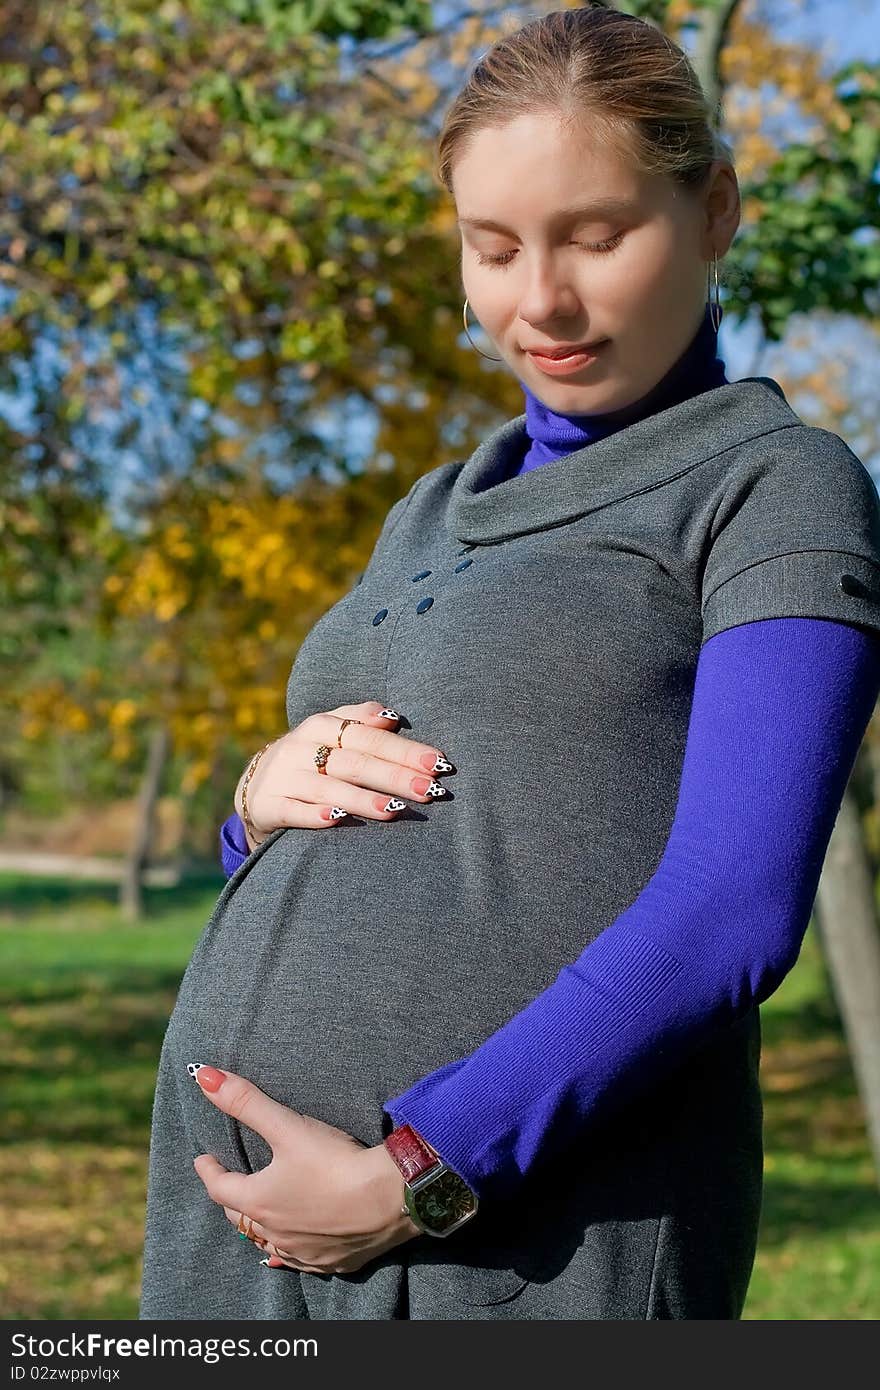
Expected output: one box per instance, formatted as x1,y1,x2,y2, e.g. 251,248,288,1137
383,1123,479,1237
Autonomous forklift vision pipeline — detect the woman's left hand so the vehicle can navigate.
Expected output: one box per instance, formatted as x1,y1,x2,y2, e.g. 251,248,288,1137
189,1064,423,1274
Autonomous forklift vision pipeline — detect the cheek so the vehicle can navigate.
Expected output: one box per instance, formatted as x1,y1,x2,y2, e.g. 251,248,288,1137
605,235,694,318
462,276,510,328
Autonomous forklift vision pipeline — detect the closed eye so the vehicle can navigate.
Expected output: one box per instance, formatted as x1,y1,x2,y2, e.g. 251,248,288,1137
475,231,625,269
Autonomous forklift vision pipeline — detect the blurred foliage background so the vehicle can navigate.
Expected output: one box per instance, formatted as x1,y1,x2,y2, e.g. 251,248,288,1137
2,0,880,1319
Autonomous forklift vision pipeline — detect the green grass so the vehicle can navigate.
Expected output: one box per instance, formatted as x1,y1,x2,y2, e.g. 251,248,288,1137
0,871,217,1320
0,871,878,1319
742,951,880,1319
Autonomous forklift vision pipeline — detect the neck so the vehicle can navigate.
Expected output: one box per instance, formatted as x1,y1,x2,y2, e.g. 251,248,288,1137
517,304,728,475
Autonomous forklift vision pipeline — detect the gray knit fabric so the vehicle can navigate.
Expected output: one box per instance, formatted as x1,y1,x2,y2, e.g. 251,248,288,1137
140,377,880,1321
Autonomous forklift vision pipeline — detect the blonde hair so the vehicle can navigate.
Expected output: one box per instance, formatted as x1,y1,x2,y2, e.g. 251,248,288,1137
437,5,735,200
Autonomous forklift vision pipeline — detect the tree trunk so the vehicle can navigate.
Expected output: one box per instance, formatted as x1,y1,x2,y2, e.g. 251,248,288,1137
120,723,171,922
813,781,880,1187
689,0,743,122
616,0,743,118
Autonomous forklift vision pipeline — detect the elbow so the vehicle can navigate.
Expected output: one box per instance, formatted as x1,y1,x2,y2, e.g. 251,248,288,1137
725,904,809,1019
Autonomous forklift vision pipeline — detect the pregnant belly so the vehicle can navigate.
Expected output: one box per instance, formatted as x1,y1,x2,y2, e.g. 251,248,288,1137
161,811,764,1256
165,816,551,1162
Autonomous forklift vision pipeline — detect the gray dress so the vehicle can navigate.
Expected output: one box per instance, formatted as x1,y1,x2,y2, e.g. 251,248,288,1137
140,377,880,1320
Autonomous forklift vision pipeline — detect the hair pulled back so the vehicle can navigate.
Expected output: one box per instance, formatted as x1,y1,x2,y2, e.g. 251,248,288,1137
436,4,734,200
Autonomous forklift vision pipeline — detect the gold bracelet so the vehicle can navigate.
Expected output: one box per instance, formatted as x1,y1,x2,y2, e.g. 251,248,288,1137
239,740,276,849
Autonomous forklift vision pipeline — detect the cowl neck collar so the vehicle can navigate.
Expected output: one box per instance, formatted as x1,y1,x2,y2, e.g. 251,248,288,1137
446,376,797,545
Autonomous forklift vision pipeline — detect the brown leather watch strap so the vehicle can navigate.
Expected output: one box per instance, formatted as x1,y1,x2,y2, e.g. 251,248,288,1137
383,1123,439,1182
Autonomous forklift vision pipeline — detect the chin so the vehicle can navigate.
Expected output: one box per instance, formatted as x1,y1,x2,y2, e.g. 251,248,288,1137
538,381,619,412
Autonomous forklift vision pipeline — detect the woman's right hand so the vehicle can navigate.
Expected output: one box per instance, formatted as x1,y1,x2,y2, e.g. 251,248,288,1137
233,701,454,850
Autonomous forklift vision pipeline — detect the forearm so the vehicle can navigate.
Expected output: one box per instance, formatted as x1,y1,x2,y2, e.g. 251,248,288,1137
384,617,880,1200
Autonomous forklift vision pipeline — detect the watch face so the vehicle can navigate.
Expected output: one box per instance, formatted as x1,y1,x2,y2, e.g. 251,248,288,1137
410,1169,477,1235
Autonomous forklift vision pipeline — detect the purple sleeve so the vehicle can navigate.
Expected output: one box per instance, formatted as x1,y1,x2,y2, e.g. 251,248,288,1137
219,812,251,878
383,616,880,1199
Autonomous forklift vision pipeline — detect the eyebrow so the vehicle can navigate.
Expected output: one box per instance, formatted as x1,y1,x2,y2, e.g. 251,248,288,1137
457,198,636,233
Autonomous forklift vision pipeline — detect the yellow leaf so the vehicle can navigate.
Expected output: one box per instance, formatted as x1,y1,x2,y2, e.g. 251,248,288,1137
110,700,137,729
289,563,316,592
87,281,119,311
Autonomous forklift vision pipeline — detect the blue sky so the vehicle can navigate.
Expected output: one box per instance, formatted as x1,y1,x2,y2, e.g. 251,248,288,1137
756,0,879,66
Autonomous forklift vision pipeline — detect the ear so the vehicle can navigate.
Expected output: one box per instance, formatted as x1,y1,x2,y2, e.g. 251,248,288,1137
702,159,741,259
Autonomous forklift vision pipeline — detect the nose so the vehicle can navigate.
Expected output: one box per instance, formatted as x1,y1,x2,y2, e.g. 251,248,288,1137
515,254,584,328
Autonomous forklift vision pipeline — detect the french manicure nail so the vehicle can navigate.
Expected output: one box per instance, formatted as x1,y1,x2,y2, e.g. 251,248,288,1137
378,708,400,720
412,777,447,798
383,798,407,812
328,807,349,820
187,1064,225,1091
420,753,454,773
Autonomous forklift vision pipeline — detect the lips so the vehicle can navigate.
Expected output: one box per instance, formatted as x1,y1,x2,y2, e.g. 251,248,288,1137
525,341,607,359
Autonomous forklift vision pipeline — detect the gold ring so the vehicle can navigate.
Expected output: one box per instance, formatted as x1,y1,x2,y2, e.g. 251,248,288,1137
237,1213,267,1248
314,743,332,774
337,718,364,749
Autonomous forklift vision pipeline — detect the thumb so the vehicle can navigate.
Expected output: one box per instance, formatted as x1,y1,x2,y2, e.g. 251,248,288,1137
192,1152,252,1211
186,1064,299,1152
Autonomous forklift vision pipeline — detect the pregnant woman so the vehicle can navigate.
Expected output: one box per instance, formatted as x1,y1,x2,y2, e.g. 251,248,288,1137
140,6,880,1320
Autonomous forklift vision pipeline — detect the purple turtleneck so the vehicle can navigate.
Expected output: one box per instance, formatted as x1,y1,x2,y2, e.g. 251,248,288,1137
517,302,728,473
219,306,880,1202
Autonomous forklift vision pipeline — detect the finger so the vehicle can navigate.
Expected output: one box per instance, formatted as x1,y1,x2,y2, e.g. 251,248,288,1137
300,751,450,810
269,1243,301,1267
270,790,404,826
268,1245,324,1273
328,701,403,724
275,776,411,824
317,715,454,779
262,1254,292,1269
265,796,358,828
262,1253,318,1272
193,1153,256,1214
187,1065,297,1152
223,1205,271,1249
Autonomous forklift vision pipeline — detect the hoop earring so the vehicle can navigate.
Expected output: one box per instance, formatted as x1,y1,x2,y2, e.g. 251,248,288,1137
708,252,722,334
462,297,504,361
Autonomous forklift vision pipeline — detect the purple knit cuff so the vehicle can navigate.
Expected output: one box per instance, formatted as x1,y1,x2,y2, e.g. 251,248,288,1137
220,812,250,878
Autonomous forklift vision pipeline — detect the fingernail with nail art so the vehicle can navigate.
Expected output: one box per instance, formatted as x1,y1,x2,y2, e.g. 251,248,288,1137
378,708,400,719
383,798,407,813
420,753,454,773
411,777,447,798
